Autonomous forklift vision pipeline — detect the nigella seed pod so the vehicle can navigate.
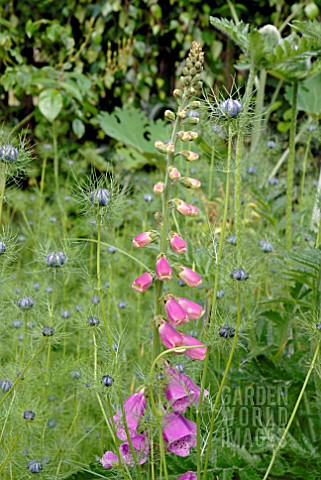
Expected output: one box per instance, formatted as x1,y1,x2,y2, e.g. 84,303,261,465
0,379,13,393
230,269,249,281
216,290,225,299
90,188,109,206
89,316,100,326
267,140,276,149
268,177,279,185
23,410,36,421
186,109,200,119
108,247,117,254
17,297,34,309
27,460,42,474
12,320,23,328
0,144,19,162
118,301,126,308
102,375,113,387
227,235,236,245
219,324,235,339
175,364,185,373
61,310,71,319
91,296,100,304
219,99,243,118
316,323,321,330
48,420,57,428
0,242,6,255
43,326,55,337
45,251,67,267
259,241,273,253
70,370,81,380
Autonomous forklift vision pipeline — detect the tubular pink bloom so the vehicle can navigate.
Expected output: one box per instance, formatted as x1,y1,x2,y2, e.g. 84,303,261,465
169,233,187,254
156,254,172,281
119,433,150,466
176,297,204,320
132,231,158,248
165,295,189,326
162,412,196,457
164,366,208,413
177,472,197,480
168,166,181,180
174,198,199,217
180,177,202,189
113,389,146,441
176,265,202,288
132,272,154,292
153,182,165,194
180,333,207,360
158,320,186,353
100,451,119,469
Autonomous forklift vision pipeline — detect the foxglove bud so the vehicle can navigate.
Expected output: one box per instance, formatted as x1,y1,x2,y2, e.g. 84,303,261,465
168,166,181,180
0,242,6,255
188,101,201,109
174,265,202,288
164,295,189,326
45,251,67,267
165,110,176,121
90,189,109,206
173,89,183,99
0,144,19,162
219,99,242,118
230,269,249,281
177,110,187,119
180,177,201,189
133,231,159,248
165,143,174,154
153,182,165,194
173,198,198,217
132,272,154,292
181,151,199,162
177,131,198,142
155,141,167,153
169,233,187,254
184,116,199,125
156,254,172,281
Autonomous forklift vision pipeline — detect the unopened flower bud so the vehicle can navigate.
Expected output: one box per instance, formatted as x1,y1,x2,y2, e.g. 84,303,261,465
184,116,199,125
165,110,176,121
154,211,163,225
180,177,201,189
165,143,175,154
181,151,199,162
177,110,187,119
90,189,109,207
169,233,187,254
153,182,165,194
132,272,154,292
174,264,202,288
156,254,172,281
133,231,159,248
188,101,201,109
173,89,183,98
219,99,243,118
155,141,167,153
168,166,181,180
173,198,198,216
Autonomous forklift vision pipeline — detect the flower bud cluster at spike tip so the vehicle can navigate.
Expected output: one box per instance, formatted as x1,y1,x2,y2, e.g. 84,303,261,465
164,110,176,121
175,265,202,288
45,251,67,267
90,188,109,206
132,272,154,292
169,233,187,254
156,254,172,281
180,177,201,189
173,199,198,217
219,99,243,119
0,144,19,162
181,151,199,162
153,182,165,194
132,231,159,248
168,166,181,180
179,41,204,93
154,140,167,153
177,131,199,142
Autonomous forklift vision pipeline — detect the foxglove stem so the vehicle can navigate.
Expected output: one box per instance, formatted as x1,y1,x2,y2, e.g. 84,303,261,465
202,284,242,479
96,212,115,359
285,81,298,251
235,62,256,262
299,134,311,206
262,338,321,480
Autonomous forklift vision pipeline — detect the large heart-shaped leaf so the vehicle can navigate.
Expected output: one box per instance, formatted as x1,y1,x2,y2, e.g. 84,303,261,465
38,88,63,121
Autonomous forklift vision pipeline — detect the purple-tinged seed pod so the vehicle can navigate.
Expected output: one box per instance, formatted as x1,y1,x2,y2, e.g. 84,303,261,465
27,460,42,473
219,99,242,118
230,269,249,281
90,189,109,206
17,297,34,309
45,251,67,267
61,310,71,319
0,379,13,392
23,410,35,421
219,324,235,338
175,364,185,373
42,327,55,337
0,242,6,255
216,290,225,299
91,296,100,304
88,316,100,326
0,144,19,162
102,375,113,387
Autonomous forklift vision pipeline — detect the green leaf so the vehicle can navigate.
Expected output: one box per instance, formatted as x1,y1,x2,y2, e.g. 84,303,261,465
285,73,321,114
79,147,111,172
72,119,85,139
38,88,63,122
210,17,249,52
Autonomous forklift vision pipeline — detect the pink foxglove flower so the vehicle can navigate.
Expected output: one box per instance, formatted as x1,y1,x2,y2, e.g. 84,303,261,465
164,366,208,413
176,265,202,288
177,472,197,480
169,233,187,254
113,389,146,441
132,231,158,248
176,297,204,320
180,333,207,360
156,254,172,281
153,182,165,194
132,272,154,292
162,412,196,457
180,177,201,189
165,295,189,326
168,166,181,180
119,433,150,466
174,199,198,217
100,451,119,469
158,320,185,353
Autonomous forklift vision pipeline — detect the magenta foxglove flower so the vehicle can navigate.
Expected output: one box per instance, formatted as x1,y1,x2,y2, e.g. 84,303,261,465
164,366,208,413
177,472,197,480
159,320,186,352
100,451,119,469
165,295,189,326
168,166,181,180
169,233,187,254
113,389,146,440
180,333,207,360
176,297,204,320
119,433,150,466
153,182,165,194
156,254,172,281
174,199,198,217
176,265,202,288
162,412,196,457
132,231,158,248
132,272,154,292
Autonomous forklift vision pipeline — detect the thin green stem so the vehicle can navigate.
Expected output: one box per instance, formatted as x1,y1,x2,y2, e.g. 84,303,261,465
53,124,59,196
0,163,7,225
208,140,215,199
0,435,21,475
250,68,267,153
285,81,298,251
262,338,321,480
93,331,97,382
202,285,242,479
159,430,169,480
52,403,81,463
299,134,311,205
11,111,35,135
